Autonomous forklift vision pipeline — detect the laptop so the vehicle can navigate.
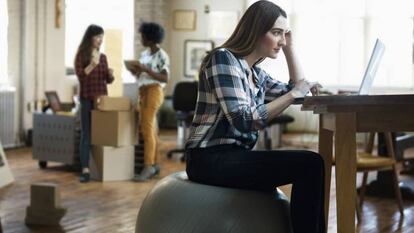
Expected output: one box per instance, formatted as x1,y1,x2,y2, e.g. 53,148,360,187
293,38,385,104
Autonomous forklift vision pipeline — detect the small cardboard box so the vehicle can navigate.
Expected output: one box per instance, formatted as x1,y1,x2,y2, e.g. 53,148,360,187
90,145,135,181
25,206,66,226
95,96,131,111
30,183,61,210
25,183,66,226
91,110,137,146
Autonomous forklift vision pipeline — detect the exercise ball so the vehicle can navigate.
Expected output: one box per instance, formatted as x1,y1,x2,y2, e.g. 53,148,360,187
135,171,292,233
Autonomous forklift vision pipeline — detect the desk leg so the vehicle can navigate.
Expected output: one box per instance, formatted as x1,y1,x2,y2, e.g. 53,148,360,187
335,113,357,233
319,116,333,232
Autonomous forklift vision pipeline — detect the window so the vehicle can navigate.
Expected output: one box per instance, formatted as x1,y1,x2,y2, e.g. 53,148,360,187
65,0,134,82
251,0,414,91
0,0,8,85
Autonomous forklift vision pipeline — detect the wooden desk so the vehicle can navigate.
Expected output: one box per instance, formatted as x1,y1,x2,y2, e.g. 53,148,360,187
302,94,414,233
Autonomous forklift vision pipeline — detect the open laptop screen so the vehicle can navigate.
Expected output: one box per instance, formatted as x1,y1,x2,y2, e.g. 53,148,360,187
358,39,385,95
292,39,385,104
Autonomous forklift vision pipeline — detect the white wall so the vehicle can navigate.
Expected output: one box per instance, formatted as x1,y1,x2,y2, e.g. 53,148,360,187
8,0,70,131
8,0,26,139
0,0,9,84
7,0,21,90
41,1,69,100
166,0,246,95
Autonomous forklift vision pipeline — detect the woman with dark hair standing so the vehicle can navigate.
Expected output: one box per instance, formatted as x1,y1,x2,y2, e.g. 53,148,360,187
130,22,169,182
75,24,114,183
185,1,325,233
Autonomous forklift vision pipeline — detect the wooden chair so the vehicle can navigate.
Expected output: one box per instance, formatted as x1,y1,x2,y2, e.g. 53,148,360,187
356,132,404,220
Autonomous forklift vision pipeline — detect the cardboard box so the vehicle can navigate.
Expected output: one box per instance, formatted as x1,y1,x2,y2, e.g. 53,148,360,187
91,110,137,146
30,183,61,209
89,145,135,181
25,183,66,226
95,96,131,111
25,206,66,226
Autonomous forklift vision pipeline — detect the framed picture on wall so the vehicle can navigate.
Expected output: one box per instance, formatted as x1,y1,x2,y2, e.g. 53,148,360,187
184,40,214,77
173,10,196,30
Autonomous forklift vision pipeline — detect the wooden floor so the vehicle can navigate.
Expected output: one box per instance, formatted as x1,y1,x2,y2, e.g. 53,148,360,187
1,131,414,233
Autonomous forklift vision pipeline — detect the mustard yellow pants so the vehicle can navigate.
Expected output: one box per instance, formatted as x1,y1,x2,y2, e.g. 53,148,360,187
139,84,164,166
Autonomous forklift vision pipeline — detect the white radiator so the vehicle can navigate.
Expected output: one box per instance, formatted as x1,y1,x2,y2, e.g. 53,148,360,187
0,87,17,148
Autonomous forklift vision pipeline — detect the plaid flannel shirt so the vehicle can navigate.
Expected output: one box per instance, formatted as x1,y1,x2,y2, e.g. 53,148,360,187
75,53,114,99
185,48,293,150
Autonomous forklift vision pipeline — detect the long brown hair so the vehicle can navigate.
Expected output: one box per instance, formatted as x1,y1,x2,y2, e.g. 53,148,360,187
74,24,104,67
200,1,287,72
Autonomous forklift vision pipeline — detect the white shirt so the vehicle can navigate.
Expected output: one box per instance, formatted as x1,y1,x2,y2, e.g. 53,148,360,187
137,48,170,88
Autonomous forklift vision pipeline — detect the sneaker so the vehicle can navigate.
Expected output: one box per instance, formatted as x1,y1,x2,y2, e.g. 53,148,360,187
134,165,157,182
79,173,90,183
153,164,160,175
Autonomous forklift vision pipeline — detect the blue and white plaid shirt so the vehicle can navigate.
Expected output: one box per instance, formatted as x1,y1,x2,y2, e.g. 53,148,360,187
185,48,293,150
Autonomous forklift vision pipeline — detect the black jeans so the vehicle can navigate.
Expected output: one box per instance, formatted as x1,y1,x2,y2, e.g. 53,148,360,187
186,144,325,233
79,98,93,169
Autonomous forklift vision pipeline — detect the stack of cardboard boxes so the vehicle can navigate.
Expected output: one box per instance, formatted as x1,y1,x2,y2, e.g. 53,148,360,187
90,96,136,181
25,183,66,226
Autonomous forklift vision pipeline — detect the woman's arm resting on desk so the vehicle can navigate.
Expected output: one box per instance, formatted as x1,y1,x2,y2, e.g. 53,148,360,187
266,79,319,120
266,92,295,120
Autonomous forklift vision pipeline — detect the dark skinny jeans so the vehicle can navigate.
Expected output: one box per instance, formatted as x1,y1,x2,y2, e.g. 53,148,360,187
79,98,94,169
185,144,326,233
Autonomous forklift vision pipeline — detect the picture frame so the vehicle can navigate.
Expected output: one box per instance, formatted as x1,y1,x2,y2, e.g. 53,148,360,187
184,40,215,77
173,10,196,31
45,91,62,112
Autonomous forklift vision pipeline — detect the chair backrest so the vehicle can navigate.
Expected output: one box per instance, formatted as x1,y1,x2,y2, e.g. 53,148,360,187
365,132,397,160
365,132,375,154
172,81,198,112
